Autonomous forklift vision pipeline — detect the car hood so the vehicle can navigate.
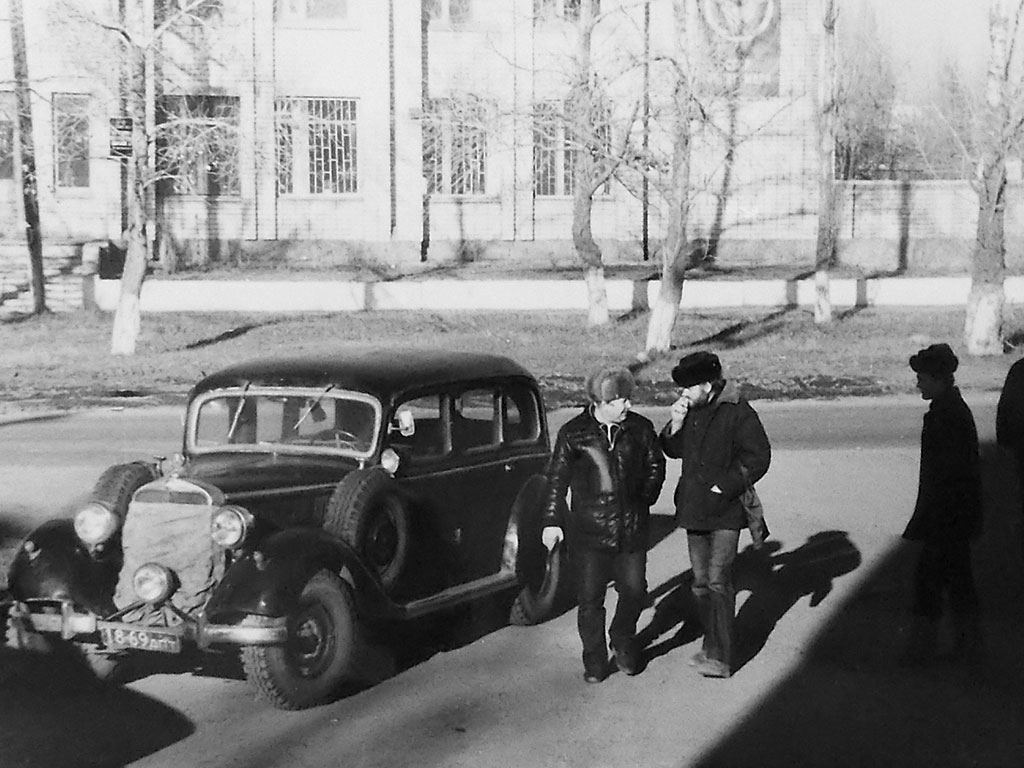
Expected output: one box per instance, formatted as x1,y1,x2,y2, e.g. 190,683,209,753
182,452,363,497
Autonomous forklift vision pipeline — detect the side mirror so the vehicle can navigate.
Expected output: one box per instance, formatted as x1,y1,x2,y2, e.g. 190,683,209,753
389,409,415,437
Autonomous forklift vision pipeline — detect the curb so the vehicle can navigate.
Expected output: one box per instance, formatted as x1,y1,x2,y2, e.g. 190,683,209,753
84,275,1024,313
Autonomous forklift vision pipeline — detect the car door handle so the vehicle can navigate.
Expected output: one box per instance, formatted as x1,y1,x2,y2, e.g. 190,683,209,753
504,463,512,472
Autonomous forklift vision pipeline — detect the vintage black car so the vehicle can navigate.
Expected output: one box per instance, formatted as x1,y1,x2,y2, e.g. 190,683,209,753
5,348,565,709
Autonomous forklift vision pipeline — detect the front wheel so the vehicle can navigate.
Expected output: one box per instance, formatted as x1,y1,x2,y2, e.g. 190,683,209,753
241,570,358,710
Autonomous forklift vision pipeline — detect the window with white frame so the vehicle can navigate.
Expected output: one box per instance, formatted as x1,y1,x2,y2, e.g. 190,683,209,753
533,99,611,196
424,97,488,196
279,0,347,22
424,0,472,25
53,93,90,188
157,94,240,195
0,93,13,181
276,97,358,194
534,0,600,21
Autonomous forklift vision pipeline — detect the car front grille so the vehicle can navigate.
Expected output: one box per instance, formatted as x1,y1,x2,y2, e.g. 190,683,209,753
113,482,226,619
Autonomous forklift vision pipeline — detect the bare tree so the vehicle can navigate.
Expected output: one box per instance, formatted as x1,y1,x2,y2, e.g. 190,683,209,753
627,0,771,360
9,0,47,314
50,0,239,354
964,0,1024,355
565,0,642,326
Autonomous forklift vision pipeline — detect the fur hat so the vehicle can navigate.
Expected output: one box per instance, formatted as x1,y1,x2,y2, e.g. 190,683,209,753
909,343,958,378
585,366,635,403
671,351,723,388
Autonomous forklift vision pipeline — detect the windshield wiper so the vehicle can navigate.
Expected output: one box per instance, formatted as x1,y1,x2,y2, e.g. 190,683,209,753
226,381,252,441
292,385,335,431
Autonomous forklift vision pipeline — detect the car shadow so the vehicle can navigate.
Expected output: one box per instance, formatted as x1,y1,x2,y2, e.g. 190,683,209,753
635,530,862,673
694,442,1024,768
0,645,194,768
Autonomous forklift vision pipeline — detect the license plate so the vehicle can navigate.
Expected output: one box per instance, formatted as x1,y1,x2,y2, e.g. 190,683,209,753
99,626,182,654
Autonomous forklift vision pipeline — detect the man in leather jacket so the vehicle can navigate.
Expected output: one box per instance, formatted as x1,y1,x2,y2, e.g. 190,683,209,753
660,351,771,679
540,367,665,683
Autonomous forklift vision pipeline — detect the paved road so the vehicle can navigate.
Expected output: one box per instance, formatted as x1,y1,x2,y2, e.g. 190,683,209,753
1,396,1022,768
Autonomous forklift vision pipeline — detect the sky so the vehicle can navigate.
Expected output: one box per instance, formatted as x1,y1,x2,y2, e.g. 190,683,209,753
857,0,989,92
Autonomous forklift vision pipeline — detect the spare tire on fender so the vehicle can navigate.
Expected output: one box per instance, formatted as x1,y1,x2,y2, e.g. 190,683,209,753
323,468,410,591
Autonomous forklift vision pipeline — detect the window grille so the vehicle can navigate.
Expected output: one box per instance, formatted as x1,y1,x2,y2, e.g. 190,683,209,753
53,94,90,188
309,98,357,193
157,95,239,195
275,97,357,194
424,97,488,195
532,103,558,196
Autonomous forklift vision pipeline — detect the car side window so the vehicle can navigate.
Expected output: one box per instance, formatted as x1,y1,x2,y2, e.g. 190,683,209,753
452,389,498,452
393,394,445,459
503,386,540,444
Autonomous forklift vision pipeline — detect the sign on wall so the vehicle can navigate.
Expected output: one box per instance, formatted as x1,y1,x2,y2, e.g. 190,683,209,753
700,0,781,98
109,117,132,158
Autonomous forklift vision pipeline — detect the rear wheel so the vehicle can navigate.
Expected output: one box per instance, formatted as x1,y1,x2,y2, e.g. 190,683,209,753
509,544,565,626
508,476,569,626
241,570,358,710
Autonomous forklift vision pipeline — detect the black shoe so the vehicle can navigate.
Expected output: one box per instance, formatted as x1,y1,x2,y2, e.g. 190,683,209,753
583,668,607,684
612,645,640,676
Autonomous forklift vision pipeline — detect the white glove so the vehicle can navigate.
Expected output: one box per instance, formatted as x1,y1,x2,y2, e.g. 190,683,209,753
542,526,564,551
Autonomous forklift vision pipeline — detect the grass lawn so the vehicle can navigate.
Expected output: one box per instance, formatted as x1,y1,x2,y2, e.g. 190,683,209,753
2,305,1023,414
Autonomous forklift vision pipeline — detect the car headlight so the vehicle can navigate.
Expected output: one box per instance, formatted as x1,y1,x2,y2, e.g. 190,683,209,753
211,505,253,548
133,563,175,603
73,502,119,547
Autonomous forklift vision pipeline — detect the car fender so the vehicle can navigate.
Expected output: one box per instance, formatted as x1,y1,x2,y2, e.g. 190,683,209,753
6,519,120,615
203,528,394,622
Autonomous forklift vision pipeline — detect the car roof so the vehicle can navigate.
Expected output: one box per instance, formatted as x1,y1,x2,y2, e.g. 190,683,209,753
189,346,538,403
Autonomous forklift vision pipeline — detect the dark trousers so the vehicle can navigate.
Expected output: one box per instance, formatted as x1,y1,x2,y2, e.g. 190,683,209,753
687,529,740,668
574,548,647,673
912,539,979,619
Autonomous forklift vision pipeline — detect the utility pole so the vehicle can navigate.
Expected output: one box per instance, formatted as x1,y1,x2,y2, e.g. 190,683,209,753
10,0,47,314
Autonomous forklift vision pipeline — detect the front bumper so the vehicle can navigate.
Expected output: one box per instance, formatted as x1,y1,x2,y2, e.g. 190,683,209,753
8,599,287,651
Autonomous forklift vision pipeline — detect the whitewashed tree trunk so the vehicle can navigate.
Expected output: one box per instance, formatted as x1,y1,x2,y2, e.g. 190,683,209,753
965,283,1004,355
644,276,684,357
813,0,838,325
814,267,832,324
111,0,152,356
963,0,1016,356
585,265,609,326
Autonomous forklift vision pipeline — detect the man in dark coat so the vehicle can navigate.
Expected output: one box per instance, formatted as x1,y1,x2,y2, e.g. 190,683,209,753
996,354,1024,560
541,367,665,683
902,343,983,665
660,351,771,678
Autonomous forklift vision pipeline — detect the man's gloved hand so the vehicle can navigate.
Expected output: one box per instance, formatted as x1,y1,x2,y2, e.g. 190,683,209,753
542,526,564,551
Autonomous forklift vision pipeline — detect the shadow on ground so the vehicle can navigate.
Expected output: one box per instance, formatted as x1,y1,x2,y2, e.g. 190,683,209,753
637,530,862,675
0,645,194,768
692,442,1024,768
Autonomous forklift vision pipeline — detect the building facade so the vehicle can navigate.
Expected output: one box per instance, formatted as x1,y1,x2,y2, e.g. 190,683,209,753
2,0,899,272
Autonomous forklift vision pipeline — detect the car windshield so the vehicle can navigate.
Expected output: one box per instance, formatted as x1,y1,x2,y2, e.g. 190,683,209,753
188,387,380,458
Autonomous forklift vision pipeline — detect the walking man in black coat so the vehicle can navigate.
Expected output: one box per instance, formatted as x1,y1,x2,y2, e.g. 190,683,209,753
540,367,665,683
660,351,771,678
902,343,983,665
996,354,1024,560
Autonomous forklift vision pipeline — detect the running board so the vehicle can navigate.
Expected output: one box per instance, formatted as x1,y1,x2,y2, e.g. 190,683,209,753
398,570,519,620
